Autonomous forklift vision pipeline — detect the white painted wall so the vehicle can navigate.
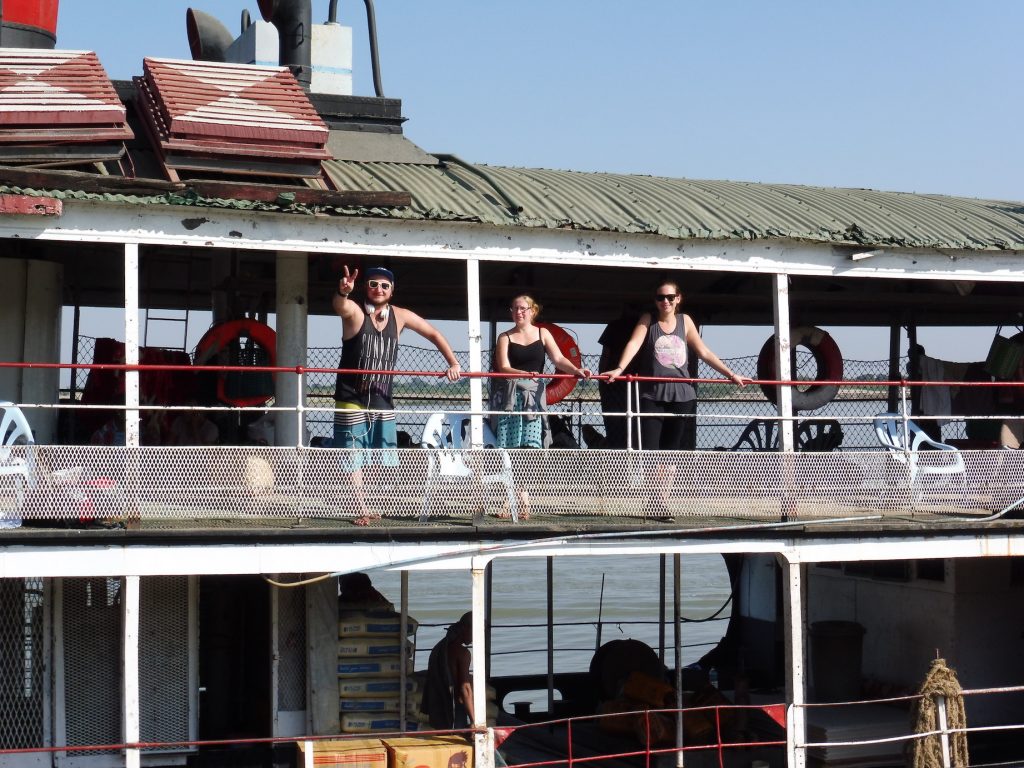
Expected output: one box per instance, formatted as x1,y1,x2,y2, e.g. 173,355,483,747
226,20,353,96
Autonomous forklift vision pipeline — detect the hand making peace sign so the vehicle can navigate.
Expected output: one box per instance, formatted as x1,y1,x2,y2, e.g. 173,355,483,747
338,265,359,297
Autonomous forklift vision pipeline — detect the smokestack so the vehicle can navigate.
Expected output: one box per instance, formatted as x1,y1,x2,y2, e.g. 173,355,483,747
257,0,312,89
0,0,60,49
186,9,235,62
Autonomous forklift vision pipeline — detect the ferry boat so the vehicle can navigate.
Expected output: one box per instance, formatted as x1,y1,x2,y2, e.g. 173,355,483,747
0,2,1022,767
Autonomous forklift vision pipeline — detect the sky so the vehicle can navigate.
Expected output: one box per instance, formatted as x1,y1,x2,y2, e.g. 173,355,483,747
54,0,1023,360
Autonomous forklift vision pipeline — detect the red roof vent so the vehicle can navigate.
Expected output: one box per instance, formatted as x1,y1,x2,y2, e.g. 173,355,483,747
0,48,132,167
134,57,333,183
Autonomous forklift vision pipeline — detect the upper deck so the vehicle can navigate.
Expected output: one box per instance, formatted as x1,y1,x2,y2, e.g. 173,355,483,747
3,357,1023,552
0,97,1021,572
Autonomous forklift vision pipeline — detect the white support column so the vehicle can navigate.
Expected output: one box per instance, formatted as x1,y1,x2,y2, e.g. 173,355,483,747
772,273,794,452
466,259,484,446
123,575,141,768
471,559,494,768
275,251,309,446
781,555,807,768
124,244,141,447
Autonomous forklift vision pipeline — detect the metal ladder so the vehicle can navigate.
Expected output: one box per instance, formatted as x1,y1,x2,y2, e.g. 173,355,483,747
142,255,194,353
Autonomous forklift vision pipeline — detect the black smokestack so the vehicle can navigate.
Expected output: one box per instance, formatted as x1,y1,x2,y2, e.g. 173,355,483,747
256,0,312,89
186,8,235,63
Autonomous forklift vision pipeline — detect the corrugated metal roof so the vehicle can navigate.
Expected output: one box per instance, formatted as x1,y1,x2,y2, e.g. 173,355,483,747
323,159,1024,252
2,151,1022,255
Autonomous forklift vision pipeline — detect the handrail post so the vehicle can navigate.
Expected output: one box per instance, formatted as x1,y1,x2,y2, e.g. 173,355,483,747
626,378,635,451
296,367,304,449
936,694,952,768
899,384,911,462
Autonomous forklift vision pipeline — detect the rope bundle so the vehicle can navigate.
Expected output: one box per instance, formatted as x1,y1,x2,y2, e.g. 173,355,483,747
909,658,969,768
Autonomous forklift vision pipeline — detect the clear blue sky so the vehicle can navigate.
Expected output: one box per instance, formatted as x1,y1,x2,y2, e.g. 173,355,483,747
58,0,1023,201
55,1,1018,359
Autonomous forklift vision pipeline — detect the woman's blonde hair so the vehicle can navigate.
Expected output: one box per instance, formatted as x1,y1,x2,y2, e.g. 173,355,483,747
510,294,542,319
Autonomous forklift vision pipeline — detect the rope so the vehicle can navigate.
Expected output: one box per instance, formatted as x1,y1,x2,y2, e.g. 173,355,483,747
909,658,969,768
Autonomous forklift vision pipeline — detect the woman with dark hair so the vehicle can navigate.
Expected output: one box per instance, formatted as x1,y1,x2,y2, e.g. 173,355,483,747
603,278,747,515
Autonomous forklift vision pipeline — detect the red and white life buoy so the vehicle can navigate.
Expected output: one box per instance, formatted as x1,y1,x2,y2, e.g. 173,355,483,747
538,322,582,405
194,319,277,407
757,326,842,411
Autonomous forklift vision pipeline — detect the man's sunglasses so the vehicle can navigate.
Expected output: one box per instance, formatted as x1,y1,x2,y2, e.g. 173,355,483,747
655,293,678,302
367,280,392,290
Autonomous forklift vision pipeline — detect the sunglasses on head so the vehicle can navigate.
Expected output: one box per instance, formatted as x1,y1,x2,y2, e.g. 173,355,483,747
367,280,392,290
655,293,678,302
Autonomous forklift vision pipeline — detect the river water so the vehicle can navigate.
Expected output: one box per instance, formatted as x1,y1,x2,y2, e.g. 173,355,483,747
368,554,732,680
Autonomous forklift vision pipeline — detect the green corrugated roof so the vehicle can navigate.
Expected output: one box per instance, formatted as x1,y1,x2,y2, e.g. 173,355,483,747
323,160,1024,252
4,159,1024,253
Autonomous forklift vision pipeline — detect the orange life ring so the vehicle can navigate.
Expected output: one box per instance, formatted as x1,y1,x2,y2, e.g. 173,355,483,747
757,326,842,411
194,319,277,407
537,322,582,405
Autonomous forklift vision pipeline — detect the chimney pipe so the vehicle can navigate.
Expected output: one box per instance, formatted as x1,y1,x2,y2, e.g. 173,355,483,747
257,0,312,89
186,9,234,62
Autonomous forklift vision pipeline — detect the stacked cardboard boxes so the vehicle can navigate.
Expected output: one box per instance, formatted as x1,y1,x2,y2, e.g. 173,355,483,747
338,609,420,733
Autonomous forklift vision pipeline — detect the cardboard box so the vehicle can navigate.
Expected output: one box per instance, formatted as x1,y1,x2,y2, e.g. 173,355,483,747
341,714,421,734
384,735,473,768
296,738,386,768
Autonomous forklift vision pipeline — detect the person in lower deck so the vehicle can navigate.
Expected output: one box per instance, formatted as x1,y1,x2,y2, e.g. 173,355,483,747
338,571,393,610
421,611,474,730
332,265,462,525
603,277,747,515
491,294,590,517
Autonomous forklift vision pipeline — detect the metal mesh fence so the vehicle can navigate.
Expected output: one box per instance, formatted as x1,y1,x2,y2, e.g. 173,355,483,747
276,583,307,712
3,443,1019,524
0,578,46,750
73,337,905,452
36,336,1020,525
139,576,192,754
60,577,192,756
62,577,122,755
307,345,903,451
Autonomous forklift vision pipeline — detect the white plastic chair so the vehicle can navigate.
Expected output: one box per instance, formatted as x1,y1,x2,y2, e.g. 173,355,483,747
0,401,35,527
419,413,518,522
873,413,965,496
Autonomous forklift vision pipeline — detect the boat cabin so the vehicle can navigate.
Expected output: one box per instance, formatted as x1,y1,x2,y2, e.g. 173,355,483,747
0,2,1022,768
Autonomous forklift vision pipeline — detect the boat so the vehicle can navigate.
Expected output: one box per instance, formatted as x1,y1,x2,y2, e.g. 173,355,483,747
0,2,1023,767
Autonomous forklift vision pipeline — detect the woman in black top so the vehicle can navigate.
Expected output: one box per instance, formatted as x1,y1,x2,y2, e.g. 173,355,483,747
493,294,590,448
492,294,590,517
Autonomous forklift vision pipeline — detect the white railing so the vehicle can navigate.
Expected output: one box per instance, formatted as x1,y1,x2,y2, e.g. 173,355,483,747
3,368,1024,526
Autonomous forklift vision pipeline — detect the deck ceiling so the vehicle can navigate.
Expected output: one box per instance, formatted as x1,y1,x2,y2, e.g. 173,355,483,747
11,238,1022,328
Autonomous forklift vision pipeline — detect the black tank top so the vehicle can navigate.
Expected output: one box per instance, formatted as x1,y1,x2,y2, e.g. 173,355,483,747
334,310,399,409
506,335,545,373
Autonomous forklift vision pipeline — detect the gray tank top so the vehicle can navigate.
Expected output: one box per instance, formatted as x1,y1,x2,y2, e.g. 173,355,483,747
641,318,696,402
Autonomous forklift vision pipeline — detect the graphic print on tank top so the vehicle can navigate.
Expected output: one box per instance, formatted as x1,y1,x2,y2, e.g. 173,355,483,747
654,330,688,370
359,326,398,396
